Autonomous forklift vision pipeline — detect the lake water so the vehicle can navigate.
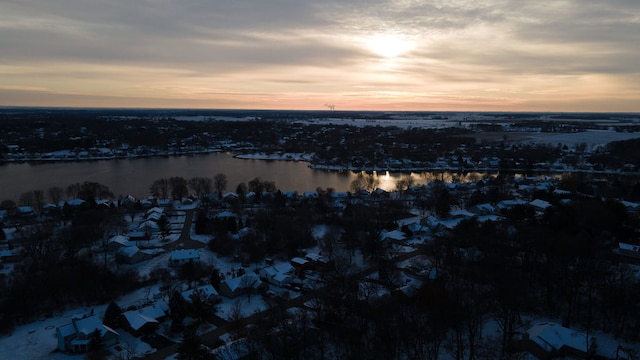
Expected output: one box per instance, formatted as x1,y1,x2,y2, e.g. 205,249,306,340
0,153,371,202
0,153,494,202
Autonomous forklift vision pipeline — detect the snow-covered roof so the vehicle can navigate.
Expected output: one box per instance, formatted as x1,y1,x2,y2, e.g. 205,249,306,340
74,315,118,337
530,199,552,210
477,215,504,223
303,191,319,198
138,220,159,230
449,209,476,219
291,257,308,266
621,200,640,210
373,188,387,194
145,212,164,221
223,273,261,293
181,285,219,302
118,246,140,258
122,311,158,331
272,272,293,284
619,242,640,252
67,198,86,207
57,323,77,338
170,249,199,261
381,230,406,241
215,211,237,218
497,199,528,209
18,206,34,214
109,235,134,247
146,207,164,215
396,216,422,227
473,203,495,213
274,262,294,274
527,322,587,354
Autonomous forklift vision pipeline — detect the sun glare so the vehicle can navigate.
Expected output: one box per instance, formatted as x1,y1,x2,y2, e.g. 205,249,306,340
364,33,415,58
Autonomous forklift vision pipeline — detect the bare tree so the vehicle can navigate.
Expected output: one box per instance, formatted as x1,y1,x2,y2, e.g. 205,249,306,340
19,191,35,207
395,174,415,195
350,173,380,193
188,177,212,198
169,177,188,200
48,186,64,204
32,190,45,213
150,178,170,199
214,173,228,200
66,182,81,198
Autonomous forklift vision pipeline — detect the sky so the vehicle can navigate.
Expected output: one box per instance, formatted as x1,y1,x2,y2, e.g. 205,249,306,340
1,0,639,112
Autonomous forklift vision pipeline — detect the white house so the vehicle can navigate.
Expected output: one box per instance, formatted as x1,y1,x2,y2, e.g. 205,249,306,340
56,315,119,353
169,249,200,266
259,263,295,287
219,273,265,298
121,301,168,337
181,284,220,303
523,322,589,359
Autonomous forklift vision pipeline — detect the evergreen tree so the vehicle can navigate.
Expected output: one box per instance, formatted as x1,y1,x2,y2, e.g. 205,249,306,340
103,302,122,329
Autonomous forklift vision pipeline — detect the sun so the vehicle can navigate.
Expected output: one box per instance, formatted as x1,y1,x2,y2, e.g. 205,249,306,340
364,33,415,58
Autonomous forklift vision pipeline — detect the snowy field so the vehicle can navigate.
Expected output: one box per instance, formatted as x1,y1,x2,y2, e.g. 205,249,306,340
525,129,640,148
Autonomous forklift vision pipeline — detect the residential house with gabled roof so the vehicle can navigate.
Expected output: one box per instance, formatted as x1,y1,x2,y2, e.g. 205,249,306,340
259,263,295,287
18,206,35,218
522,321,590,360
56,314,119,353
471,203,496,216
116,246,153,264
219,273,266,298
304,253,333,272
169,249,200,267
121,301,169,337
181,284,220,303
106,235,136,252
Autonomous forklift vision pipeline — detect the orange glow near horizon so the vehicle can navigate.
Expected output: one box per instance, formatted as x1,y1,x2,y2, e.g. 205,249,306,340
1,1,639,112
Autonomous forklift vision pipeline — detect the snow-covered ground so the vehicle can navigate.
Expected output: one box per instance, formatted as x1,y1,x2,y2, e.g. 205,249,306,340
526,129,640,148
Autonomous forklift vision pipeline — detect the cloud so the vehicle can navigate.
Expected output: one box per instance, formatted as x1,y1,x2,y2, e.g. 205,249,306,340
1,0,639,110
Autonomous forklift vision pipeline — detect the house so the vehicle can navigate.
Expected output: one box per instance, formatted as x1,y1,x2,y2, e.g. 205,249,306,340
290,257,310,273
449,209,476,219
121,301,169,337
116,246,153,264
259,263,295,287
471,203,495,216
41,203,61,217
304,253,333,272
67,198,87,208
496,199,528,212
219,273,266,298
169,249,200,266
146,207,164,217
381,230,406,243
522,322,590,359
56,315,119,353
372,188,390,199
621,200,640,214
181,284,220,303
613,242,640,261
107,235,136,252
18,206,35,217
303,191,319,199
530,199,552,211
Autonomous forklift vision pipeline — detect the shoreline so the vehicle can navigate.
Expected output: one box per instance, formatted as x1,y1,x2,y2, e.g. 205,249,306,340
2,150,639,177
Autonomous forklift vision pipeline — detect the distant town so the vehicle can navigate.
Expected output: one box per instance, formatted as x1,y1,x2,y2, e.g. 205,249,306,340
1,109,640,359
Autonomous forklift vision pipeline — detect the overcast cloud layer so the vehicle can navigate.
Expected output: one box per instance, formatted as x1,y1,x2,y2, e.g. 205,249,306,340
1,0,639,111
